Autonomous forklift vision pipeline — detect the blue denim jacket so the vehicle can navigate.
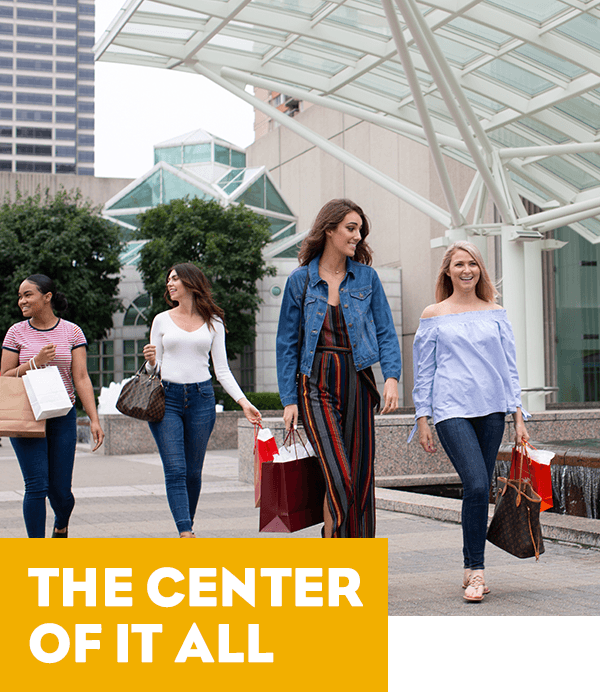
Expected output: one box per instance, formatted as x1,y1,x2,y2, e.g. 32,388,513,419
276,255,402,407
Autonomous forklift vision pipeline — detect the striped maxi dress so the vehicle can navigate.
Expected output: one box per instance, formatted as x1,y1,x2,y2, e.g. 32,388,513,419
299,303,381,538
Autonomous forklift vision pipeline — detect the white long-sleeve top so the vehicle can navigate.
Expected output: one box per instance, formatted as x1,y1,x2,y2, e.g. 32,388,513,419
149,311,245,402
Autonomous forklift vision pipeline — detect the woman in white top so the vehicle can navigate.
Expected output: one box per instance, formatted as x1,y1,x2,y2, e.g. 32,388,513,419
144,263,261,537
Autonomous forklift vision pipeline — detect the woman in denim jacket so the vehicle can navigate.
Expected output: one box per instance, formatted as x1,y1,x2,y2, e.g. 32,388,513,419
276,199,401,537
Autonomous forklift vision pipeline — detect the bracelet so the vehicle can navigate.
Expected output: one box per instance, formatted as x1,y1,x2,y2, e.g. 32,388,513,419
16,365,20,378
29,357,36,371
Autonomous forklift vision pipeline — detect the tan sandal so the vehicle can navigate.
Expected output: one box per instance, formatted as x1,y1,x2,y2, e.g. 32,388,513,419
462,570,490,594
463,573,486,602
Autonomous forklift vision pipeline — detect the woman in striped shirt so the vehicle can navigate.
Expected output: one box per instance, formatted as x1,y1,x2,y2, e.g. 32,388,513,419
1,274,104,538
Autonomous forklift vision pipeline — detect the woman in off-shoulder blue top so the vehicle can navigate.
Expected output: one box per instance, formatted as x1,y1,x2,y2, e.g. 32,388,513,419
411,241,529,603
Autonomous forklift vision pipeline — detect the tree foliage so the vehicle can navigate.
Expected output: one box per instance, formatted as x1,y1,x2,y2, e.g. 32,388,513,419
0,188,123,342
136,198,276,357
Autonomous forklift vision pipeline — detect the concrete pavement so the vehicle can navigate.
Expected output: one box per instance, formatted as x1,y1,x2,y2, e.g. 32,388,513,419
1,440,599,615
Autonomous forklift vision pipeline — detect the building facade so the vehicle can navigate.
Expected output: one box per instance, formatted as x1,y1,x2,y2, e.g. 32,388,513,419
0,0,95,176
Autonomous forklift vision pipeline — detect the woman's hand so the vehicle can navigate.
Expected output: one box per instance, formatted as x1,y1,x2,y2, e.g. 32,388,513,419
90,420,105,452
417,416,437,453
381,378,399,414
283,404,298,431
239,398,262,425
143,344,156,367
35,343,56,367
513,409,529,445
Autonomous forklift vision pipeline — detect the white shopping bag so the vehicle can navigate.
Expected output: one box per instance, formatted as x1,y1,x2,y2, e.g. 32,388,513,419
23,365,73,420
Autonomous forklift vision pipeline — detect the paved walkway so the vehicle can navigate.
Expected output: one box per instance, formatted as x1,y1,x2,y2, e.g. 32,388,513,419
1,441,599,615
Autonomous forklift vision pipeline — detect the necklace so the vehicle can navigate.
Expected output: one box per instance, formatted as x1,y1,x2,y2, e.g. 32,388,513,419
319,262,345,275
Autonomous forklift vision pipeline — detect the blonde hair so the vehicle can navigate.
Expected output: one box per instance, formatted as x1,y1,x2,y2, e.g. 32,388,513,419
435,241,497,303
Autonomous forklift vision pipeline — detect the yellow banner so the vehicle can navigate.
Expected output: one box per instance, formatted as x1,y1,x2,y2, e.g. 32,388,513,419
2,538,387,690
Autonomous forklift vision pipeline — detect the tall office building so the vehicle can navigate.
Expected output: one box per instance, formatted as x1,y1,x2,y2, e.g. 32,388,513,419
0,0,94,175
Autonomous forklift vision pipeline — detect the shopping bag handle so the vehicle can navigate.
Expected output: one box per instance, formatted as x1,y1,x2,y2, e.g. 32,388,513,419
283,426,311,461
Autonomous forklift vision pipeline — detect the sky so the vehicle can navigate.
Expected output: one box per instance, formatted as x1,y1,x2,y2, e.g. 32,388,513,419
94,1,256,181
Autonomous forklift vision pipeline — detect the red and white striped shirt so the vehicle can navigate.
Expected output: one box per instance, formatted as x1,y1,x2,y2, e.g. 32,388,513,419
2,319,87,403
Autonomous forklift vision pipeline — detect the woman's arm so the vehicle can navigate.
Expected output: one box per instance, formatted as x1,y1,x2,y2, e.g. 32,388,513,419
143,315,163,370
370,271,402,383
411,322,438,450
71,347,104,451
276,272,304,409
513,408,529,445
1,344,57,377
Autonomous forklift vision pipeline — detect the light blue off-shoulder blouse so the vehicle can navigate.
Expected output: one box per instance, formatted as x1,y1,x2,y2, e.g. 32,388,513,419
408,309,529,442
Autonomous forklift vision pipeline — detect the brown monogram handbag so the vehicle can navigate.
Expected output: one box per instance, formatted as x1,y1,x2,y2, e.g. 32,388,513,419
487,445,545,560
116,362,165,422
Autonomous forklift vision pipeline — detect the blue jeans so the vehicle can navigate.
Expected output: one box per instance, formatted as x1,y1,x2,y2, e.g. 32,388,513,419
148,380,216,534
11,406,77,538
435,413,506,570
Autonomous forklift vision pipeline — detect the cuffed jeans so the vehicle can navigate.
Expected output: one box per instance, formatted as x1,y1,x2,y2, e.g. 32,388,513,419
11,405,77,538
149,380,216,534
435,413,506,570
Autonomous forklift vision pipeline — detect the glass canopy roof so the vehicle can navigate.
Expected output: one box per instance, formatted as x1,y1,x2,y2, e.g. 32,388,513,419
96,0,600,242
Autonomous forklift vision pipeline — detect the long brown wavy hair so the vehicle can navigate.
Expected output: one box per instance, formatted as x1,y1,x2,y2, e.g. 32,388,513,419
165,263,225,330
298,198,373,266
435,241,497,303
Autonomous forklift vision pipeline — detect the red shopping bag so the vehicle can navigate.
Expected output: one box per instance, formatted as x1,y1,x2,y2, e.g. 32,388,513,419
259,428,325,533
509,443,553,512
253,424,279,508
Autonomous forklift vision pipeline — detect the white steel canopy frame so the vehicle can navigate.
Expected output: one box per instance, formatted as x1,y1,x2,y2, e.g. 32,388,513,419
96,0,600,409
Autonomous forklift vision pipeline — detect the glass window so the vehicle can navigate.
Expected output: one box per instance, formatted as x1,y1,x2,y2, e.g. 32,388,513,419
154,146,181,165
56,78,76,89
0,57,12,68
30,0,53,4
475,59,553,95
56,94,75,106
17,9,53,22
512,44,585,80
56,61,76,73
238,175,265,208
0,74,12,86
0,143,11,154
77,68,94,81
265,177,292,215
17,42,52,55
0,40,13,51
110,171,163,210
56,12,76,24
557,13,600,52
78,20,94,32
78,36,94,49
55,111,75,123
0,126,12,137
78,150,93,163
17,127,52,139
79,5,95,16
0,109,12,120
16,161,34,172
78,85,94,97
554,97,600,129
78,52,94,64
214,144,230,165
56,44,76,56
17,75,52,89
183,143,211,163
17,144,51,156
0,91,13,103
55,145,75,157
0,160,11,171
78,134,94,146
78,117,93,130
77,101,94,113
162,170,209,204
17,110,52,123
17,26,53,39
231,150,246,167
535,157,599,191
123,296,150,327
34,162,51,173
56,163,76,173
519,116,569,143
0,24,13,36
0,9,13,19
17,93,52,105
56,28,76,40
485,0,567,24
56,129,75,140
17,58,52,71
57,0,77,6
78,166,94,176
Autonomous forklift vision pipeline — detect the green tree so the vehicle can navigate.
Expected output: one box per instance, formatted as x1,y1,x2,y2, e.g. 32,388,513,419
0,188,123,342
136,198,276,357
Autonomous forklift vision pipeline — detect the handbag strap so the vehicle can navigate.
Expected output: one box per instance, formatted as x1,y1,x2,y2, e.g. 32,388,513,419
296,270,309,373
138,360,161,381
